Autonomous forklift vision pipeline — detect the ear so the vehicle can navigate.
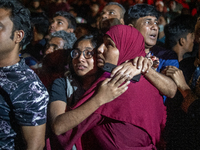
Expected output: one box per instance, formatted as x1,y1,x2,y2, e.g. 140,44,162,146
14,30,24,44
66,28,74,33
128,23,134,27
120,18,125,25
179,37,185,46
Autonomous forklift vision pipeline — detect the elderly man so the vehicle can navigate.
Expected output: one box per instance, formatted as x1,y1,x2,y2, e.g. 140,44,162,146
124,4,178,101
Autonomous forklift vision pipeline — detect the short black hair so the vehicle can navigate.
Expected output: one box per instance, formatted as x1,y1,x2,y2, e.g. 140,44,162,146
164,14,195,49
106,2,126,19
53,11,77,30
49,30,77,50
0,0,32,48
31,13,49,36
124,4,160,25
73,34,98,50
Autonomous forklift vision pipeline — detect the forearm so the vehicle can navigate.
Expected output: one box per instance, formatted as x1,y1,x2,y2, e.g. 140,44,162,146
21,124,46,150
52,95,103,135
144,68,177,98
180,88,199,113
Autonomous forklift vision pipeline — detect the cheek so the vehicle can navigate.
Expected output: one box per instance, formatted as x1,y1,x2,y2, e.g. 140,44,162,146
105,48,119,65
72,59,77,69
87,58,95,68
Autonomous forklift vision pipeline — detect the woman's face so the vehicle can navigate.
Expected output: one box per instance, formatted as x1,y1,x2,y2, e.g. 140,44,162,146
72,39,98,77
97,35,119,68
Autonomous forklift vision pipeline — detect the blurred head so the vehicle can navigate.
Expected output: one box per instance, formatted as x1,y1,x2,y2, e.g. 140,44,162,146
71,35,99,78
31,14,49,37
49,11,76,34
45,30,77,55
74,23,98,39
99,2,126,33
32,0,40,8
165,15,195,53
125,4,160,50
155,1,164,12
158,15,167,33
169,0,176,11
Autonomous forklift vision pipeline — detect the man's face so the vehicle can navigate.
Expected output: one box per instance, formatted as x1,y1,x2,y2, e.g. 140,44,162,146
45,37,65,55
0,8,16,56
183,32,195,53
99,5,124,33
134,16,158,50
49,16,71,34
156,4,164,12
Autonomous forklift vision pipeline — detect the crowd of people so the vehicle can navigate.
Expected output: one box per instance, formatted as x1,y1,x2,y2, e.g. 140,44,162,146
1,0,200,150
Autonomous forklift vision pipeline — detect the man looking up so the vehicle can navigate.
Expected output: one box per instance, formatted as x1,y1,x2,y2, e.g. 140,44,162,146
124,4,178,101
125,4,160,54
48,11,76,34
99,2,126,34
0,0,49,149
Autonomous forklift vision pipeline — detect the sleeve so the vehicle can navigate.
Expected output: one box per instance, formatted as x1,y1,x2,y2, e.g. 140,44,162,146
49,78,67,104
12,79,49,126
50,113,102,150
161,59,179,72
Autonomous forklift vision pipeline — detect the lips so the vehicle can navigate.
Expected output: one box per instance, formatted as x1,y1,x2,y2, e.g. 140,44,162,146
97,55,104,63
76,64,86,70
149,33,157,40
49,29,55,33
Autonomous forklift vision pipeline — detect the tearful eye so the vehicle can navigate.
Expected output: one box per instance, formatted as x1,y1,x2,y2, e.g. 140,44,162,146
85,51,94,57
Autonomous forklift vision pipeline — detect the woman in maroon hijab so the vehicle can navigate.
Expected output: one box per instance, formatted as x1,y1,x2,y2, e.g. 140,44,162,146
54,25,166,150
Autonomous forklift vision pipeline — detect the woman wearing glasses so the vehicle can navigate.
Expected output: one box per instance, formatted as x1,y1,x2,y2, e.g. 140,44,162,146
47,34,130,149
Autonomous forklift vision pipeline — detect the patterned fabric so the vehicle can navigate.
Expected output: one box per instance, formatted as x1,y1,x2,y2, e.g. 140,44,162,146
190,66,200,97
0,58,49,149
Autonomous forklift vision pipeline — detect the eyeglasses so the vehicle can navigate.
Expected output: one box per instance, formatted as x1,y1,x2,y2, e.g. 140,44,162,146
71,49,95,59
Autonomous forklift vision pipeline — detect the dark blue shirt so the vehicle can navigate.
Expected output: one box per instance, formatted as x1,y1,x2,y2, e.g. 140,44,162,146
0,58,49,149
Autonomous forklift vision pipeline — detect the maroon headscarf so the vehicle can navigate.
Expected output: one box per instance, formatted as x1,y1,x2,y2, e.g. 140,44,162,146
72,25,166,145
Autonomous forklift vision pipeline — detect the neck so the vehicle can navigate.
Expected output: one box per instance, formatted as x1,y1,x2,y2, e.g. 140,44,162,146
33,33,44,43
172,45,184,62
81,75,97,91
0,52,20,67
158,31,165,39
145,48,150,54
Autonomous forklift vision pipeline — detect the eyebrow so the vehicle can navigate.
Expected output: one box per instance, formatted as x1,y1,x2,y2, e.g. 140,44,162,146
76,47,93,51
145,18,158,21
108,9,116,12
55,19,65,22
83,47,93,51
49,44,58,48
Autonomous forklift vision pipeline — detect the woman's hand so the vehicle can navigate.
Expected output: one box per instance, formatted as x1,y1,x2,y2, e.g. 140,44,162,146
95,73,130,106
110,56,152,81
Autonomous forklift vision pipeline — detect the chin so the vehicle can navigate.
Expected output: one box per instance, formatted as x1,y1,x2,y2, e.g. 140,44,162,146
97,63,104,68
